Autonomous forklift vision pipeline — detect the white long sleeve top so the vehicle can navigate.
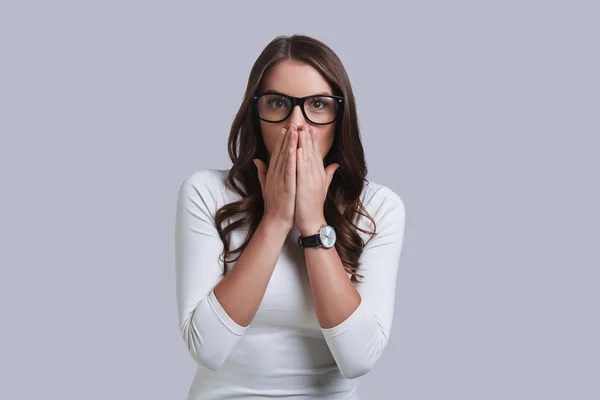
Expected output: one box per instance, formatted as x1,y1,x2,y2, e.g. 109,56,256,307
175,168,406,400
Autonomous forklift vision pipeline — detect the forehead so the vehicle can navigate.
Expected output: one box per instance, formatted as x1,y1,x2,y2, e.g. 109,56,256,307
259,60,333,97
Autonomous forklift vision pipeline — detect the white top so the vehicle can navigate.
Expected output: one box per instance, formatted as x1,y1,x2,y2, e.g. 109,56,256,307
175,168,406,400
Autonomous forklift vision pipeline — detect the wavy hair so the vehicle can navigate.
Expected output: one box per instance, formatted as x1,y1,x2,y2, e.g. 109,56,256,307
215,34,377,284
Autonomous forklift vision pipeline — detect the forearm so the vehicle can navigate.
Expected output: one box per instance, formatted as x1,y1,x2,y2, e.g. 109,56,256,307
305,245,390,379
304,245,361,329
212,216,290,327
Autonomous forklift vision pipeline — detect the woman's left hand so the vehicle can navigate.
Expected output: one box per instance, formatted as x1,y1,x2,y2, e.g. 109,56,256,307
294,125,340,237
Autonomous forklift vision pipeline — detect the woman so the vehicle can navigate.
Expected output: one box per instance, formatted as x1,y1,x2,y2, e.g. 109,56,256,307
175,34,406,399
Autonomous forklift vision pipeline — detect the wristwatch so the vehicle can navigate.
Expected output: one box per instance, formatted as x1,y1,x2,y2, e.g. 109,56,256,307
298,224,337,249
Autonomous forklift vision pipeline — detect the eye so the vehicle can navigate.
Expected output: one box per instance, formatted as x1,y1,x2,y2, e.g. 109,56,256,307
266,96,289,109
268,97,285,108
308,97,330,110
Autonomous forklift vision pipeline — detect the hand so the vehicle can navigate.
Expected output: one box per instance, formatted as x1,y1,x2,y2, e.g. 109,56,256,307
254,125,299,232
294,125,340,237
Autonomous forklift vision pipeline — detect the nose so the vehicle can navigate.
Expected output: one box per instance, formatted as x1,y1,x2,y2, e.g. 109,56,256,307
288,104,308,130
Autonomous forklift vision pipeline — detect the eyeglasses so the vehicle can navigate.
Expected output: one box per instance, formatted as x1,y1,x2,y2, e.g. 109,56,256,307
252,92,344,125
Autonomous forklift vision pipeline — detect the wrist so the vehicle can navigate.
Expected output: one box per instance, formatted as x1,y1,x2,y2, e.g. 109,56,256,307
298,218,327,237
261,215,292,236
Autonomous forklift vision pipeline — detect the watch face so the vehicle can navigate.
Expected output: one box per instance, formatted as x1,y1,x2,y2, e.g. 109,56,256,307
319,225,336,248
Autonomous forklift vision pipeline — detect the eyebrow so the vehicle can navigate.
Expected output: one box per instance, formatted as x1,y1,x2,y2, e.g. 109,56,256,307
263,89,333,97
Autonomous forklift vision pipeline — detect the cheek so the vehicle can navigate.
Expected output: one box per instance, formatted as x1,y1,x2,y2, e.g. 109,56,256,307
259,122,280,155
315,126,335,154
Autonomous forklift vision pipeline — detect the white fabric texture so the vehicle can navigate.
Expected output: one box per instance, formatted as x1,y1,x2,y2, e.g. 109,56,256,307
175,168,406,400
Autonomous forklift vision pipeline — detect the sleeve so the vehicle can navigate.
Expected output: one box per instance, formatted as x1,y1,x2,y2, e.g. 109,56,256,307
320,188,406,379
175,170,250,371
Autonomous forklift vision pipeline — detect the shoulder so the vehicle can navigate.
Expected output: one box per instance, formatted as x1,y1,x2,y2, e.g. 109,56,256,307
361,180,405,216
176,168,231,206
178,168,227,188
355,179,406,236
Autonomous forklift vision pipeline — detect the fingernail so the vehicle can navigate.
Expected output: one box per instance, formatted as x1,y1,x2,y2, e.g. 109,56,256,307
281,128,287,134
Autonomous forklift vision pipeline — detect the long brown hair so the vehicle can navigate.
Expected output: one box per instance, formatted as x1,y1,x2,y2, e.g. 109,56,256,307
215,34,377,284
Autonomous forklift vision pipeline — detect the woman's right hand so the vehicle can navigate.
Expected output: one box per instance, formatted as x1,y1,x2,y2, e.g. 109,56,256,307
253,124,299,231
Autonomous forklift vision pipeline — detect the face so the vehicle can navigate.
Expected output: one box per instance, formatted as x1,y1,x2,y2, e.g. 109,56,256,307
256,59,337,164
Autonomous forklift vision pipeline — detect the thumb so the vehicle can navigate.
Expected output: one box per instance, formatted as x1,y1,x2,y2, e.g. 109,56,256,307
253,158,266,192
325,163,340,191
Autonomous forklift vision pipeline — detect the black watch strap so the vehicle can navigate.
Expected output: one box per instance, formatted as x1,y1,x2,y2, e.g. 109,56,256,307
298,234,321,248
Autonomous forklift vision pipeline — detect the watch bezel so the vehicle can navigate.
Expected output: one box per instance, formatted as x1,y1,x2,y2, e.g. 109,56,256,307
318,224,336,248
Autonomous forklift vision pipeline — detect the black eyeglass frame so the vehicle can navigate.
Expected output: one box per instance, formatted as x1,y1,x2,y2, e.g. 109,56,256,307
252,92,344,125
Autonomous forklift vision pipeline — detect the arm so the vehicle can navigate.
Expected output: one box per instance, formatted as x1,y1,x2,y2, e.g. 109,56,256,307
175,170,289,371
302,189,406,379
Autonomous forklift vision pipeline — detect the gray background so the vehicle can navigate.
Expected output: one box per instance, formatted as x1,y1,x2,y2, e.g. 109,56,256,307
1,1,598,399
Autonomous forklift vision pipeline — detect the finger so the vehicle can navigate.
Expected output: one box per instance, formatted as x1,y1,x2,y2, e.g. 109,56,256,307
310,127,321,156
297,147,305,170
271,127,288,169
307,127,323,172
286,131,297,186
303,126,320,171
305,127,317,165
253,158,266,192
277,125,295,170
325,163,340,193
288,124,299,156
280,125,298,170
276,124,294,172
297,125,306,150
304,125,314,153
300,127,311,168
277,125,297,178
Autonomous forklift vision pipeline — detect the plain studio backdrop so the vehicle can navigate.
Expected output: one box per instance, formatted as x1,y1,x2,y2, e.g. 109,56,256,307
0,1,598,399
